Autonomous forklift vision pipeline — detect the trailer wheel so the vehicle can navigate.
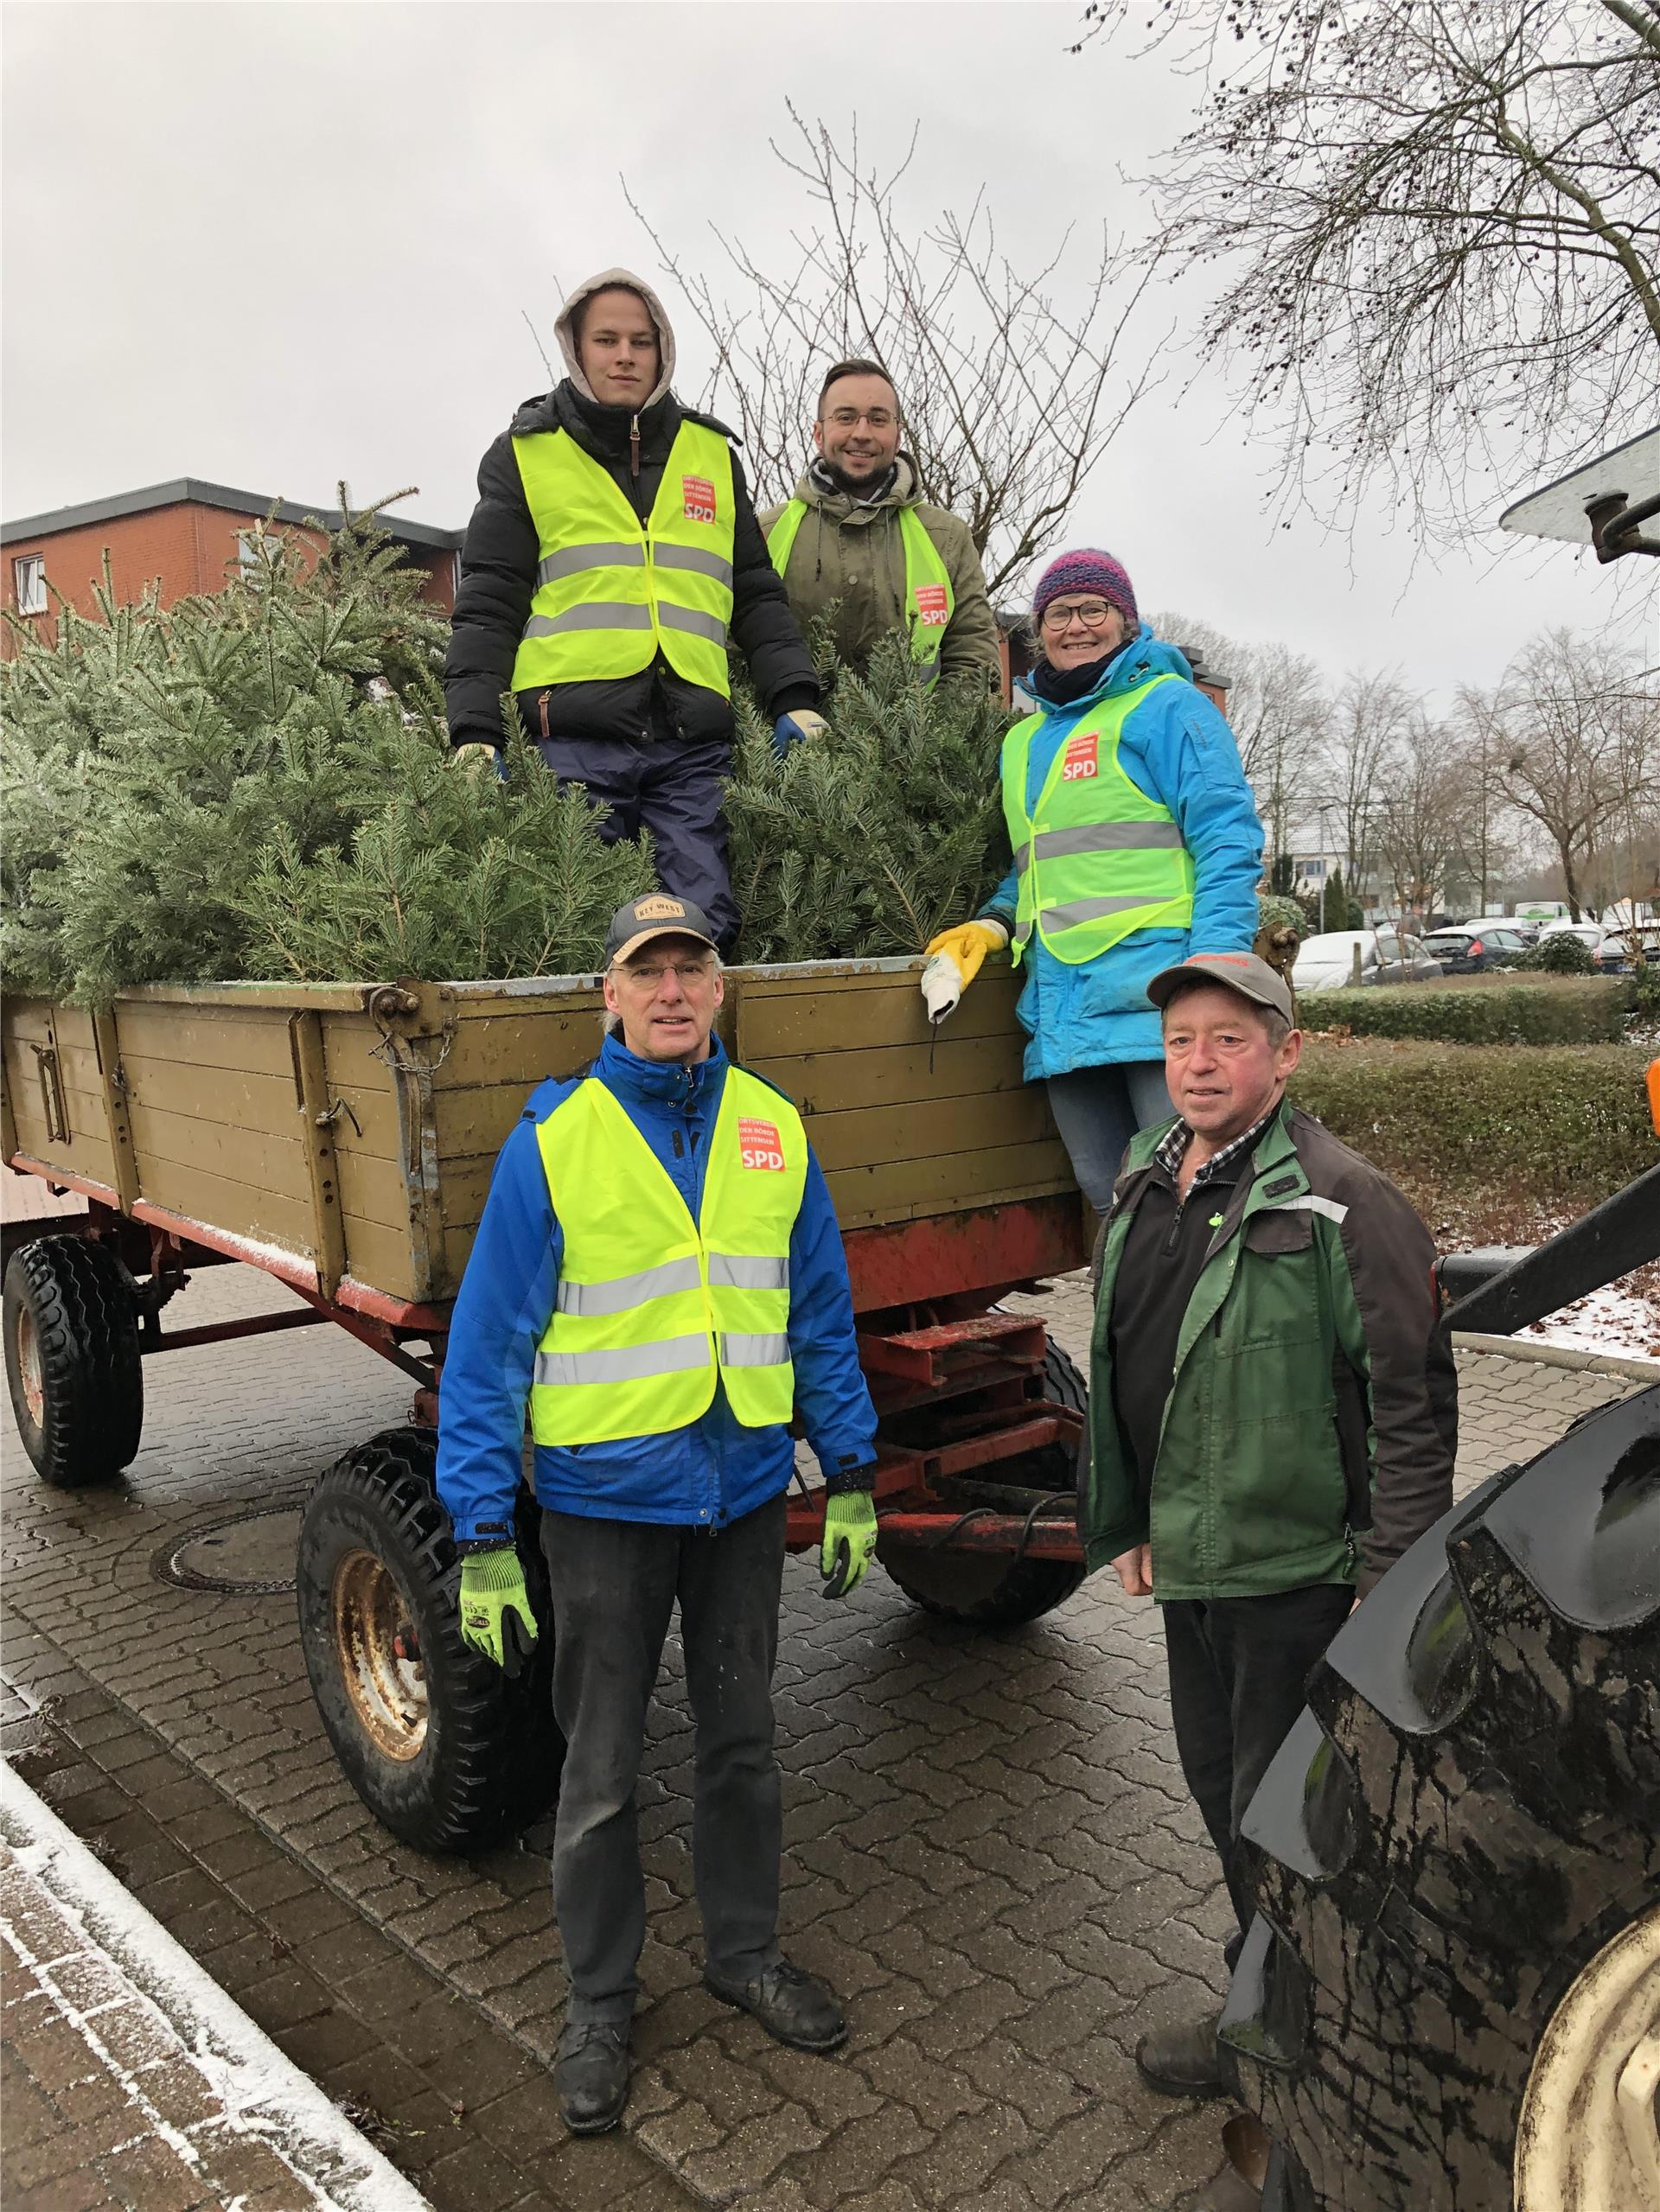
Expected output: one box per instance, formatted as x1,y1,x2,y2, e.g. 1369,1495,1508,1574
297,1427,562,1854
1223,1385,1660,2212
3,1235,143,1488
878,1342,1089,1628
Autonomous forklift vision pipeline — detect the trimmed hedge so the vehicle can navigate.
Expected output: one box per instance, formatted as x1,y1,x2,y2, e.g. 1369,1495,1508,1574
1292,1039,1657,1203
1298,978,1631,1046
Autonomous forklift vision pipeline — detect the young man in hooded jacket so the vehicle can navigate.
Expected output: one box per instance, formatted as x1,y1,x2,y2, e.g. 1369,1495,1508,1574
444,269,827,954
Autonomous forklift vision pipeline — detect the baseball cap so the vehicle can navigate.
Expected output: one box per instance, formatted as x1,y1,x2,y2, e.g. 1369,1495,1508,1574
604,894,719,967
1146,951,1295,1025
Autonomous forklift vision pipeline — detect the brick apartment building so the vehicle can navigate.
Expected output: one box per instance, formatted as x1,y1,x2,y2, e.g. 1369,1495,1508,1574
0,479,463,657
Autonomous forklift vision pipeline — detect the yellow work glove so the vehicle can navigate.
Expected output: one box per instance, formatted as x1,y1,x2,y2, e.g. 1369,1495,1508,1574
924,920,1009,989
458,1548,539,1674
449,742,503,778
820,1490,879,1600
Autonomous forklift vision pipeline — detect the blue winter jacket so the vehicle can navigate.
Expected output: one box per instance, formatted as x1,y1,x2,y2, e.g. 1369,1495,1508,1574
980,627,1264,1080
435,1030,878,1541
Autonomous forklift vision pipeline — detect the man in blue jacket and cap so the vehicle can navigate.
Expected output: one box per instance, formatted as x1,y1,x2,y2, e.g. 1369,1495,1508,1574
436,893,880,2134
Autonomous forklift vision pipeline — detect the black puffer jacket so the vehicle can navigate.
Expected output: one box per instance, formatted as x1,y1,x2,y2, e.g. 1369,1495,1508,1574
444,380,819,751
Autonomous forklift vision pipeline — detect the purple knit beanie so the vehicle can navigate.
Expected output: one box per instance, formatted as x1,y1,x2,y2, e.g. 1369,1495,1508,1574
1031,548,1139,628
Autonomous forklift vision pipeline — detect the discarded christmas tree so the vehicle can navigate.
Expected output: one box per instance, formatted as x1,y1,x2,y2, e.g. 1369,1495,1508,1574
4,506,1286,997
1,502,651,1001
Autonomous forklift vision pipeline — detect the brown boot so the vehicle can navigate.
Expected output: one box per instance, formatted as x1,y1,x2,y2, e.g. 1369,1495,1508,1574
1134,2008,1225,2098
1173,2114,1271,2210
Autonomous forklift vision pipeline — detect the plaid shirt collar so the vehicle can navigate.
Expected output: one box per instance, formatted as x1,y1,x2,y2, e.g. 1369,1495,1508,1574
1154,1103,1280,1191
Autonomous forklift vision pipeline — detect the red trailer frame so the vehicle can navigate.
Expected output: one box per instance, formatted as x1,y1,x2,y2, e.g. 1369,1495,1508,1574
3,1163,1091,1568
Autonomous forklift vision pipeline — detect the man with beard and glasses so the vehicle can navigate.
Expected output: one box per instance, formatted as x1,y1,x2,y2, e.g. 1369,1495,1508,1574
762,358,1000,691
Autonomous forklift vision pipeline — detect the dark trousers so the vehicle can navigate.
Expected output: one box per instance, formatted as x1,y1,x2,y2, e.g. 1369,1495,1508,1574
535,732,737,954
1161,1584,1354,1967
1044,1060,1174,1215
540,1493,786,2025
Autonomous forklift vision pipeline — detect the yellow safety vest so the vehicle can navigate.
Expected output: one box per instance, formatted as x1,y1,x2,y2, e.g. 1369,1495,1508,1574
766,499,954,688
1002,677,1195,966
529,1068,806,1447
510,420,736,698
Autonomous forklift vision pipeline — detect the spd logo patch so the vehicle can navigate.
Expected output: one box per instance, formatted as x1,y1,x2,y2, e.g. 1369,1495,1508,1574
1061,731,1099,782
738,1117,786,1172
913,583,948,628
682,475,718,525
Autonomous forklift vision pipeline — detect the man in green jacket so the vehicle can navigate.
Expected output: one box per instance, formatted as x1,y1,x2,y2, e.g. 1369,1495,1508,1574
761,359,1002,691
1083,953,1456,2146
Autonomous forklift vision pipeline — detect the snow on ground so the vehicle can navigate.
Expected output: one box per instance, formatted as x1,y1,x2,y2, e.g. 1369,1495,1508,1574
0,1763,431,2212
1520,1282,1660,1364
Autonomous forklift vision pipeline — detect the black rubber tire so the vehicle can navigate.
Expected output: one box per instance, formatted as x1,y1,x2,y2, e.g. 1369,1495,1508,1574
297,1426,563,1854
1223,1384,1660,2212
3,1235,143,1488
878,1341,1089,1628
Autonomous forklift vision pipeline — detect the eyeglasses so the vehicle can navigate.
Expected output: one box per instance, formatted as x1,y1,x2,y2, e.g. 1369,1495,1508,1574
1039,599,1117,633
616,959,715,990
825,406,896,430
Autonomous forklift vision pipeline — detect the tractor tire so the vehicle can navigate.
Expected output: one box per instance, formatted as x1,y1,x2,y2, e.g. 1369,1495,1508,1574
297,1426,562,1854
3,1235,143,1488
878,1341,1089,1628
1222,1384,1660,2212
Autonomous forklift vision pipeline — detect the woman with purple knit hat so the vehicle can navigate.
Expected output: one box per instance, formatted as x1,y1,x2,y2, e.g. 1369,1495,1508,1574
926,549,1263,1211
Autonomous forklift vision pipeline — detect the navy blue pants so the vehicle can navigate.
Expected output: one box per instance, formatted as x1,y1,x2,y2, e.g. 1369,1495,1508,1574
536,734,737,954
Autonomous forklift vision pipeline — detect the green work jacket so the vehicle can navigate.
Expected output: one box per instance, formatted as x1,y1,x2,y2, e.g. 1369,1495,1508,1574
1083,1100,1458,1599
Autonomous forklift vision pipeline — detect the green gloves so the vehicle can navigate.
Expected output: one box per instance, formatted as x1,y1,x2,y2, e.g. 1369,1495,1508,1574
820,1491,878,1600
458,1548,539,1673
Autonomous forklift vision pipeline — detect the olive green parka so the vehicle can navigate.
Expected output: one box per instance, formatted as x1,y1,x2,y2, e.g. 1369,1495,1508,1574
760,457,1002,688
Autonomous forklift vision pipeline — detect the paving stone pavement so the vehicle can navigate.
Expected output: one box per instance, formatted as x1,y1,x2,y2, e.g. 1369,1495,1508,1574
1,1255,1643,2212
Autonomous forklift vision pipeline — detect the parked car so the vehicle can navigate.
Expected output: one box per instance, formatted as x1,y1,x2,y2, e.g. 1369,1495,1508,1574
1594,929,1660,975
1399,935,1445,983
1463,912,1540,945
1419,924,1532,975
1293,928,1424,991
1539,919,1606,954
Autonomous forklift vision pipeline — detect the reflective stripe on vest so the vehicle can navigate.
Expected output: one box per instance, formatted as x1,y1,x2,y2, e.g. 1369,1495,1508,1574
510,422,736,698
528,1072,806,1446
766,499,955,689
1001,676,1196,966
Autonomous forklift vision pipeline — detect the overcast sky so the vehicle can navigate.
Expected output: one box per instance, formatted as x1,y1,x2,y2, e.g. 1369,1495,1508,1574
3,0,1650,707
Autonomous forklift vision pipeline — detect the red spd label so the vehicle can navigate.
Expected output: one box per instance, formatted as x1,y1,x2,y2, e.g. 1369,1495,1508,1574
738,1117,786,1171
1061,731,1100,781
913,583,949,627
682,475,718,525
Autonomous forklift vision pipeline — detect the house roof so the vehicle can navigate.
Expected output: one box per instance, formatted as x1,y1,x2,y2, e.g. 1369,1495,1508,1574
0,478,463,553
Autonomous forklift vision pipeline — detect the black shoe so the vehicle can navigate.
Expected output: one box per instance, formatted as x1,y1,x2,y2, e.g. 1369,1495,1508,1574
704,1959,848,2051
1135,2008,1226,2099
554,2019,630,2133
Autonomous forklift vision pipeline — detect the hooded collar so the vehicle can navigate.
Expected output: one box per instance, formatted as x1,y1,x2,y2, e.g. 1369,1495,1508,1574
552,266,678,408
597,1025,727,1107
794,450,921,523
1030,623,1195,711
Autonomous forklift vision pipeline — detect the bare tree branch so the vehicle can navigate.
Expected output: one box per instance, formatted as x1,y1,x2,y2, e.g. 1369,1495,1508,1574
1076,0,1659,544
625,107,1163,597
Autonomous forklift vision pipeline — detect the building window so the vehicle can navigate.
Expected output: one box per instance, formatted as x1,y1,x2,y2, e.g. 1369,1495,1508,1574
237,528,272,578
13,554,46,616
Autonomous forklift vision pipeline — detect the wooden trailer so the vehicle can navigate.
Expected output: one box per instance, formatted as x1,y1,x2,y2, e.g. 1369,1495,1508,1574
3,959,1092,1848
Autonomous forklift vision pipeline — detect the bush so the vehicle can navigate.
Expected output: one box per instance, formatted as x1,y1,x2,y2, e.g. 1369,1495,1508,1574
1292,1038,1657,1204
1299,978,1631,1045
1516,931,1598,975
